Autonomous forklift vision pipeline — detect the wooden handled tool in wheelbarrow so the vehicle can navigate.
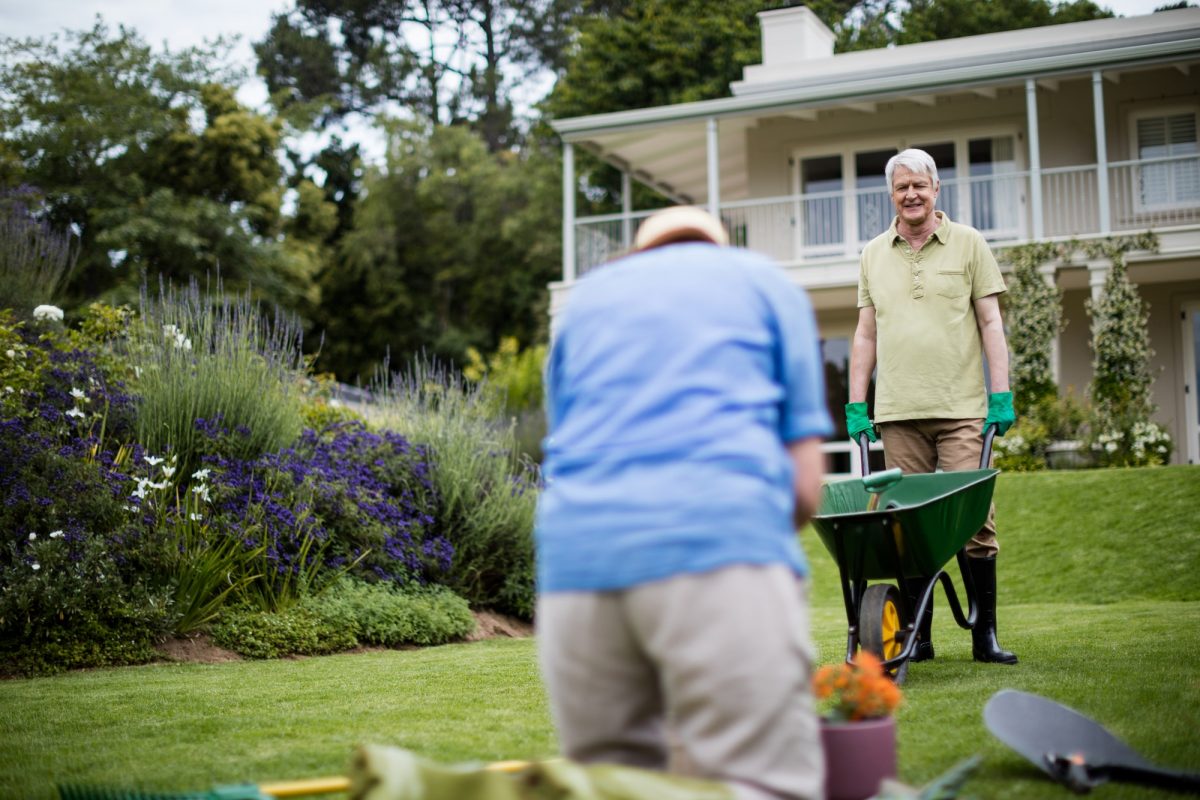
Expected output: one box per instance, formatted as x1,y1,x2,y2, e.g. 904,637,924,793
984,689,1200,794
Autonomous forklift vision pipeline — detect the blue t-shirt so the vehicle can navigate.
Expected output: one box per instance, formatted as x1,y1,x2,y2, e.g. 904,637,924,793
536,243,833,592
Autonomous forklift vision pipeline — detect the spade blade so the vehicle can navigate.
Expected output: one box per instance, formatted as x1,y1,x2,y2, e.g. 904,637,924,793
984,690,1200,794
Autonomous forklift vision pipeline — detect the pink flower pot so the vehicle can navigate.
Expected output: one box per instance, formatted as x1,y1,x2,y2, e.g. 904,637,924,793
820,715,897,800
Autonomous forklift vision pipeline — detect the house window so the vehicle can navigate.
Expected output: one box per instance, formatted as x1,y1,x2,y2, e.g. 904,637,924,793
800,155,844,254
1136,112,1200,208
855,149,895,243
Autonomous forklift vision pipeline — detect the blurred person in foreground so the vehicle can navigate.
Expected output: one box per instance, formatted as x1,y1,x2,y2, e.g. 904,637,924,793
536,206,833,800
847,147,1018,666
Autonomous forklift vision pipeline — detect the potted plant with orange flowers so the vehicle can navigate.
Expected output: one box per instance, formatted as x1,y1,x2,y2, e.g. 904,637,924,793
813,652,903,800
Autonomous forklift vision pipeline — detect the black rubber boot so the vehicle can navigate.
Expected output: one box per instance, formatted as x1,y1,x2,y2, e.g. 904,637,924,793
968,556,1018,664
903,577,935,661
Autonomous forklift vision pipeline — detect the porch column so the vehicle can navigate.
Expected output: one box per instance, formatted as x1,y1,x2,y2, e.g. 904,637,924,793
706,117,720,217
1025,79,1044,239
1092,71,1111,234
562,141,576,283
1039,263,1061,382
1088,259,1110,302
621,169,633,249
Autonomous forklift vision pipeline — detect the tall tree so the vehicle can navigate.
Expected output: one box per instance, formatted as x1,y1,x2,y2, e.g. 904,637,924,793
0,22,315,312
895,0,1112,44
314,122,559,381
255,0,571,151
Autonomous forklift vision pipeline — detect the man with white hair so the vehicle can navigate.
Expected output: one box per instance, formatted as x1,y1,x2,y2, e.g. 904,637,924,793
537,205,832,800
847,147,1018,666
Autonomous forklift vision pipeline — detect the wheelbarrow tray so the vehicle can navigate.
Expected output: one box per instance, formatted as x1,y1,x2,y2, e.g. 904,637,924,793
812,468,998,580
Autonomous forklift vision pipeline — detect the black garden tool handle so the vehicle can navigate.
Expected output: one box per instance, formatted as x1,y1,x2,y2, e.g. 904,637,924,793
1047,753,1200,795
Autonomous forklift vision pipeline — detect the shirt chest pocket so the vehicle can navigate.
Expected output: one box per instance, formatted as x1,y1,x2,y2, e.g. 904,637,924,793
936,267,968,299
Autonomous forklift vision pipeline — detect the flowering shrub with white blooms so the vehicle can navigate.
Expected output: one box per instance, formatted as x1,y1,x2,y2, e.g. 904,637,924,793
33,305,64,322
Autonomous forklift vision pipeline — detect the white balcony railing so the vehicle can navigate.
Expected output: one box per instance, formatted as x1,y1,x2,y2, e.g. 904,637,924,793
573,155,1200,277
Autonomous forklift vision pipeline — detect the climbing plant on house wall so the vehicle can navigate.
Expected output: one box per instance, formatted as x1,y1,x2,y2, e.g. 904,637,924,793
1001,241,1064,416
1082,232,1172,467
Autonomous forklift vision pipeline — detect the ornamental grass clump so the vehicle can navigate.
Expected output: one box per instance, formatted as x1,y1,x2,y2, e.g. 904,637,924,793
813,653,902,722
0,189,78,315
132,278,306,477
373,359,538,619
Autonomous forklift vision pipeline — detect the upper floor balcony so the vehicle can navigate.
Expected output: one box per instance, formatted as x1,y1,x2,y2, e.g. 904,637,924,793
570,153,1200,280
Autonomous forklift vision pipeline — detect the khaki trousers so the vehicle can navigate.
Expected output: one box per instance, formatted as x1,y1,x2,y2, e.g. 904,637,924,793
537,564,824,800
879,417,999,558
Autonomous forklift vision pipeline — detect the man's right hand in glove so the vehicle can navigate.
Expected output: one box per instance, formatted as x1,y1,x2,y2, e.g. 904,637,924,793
844,402,877,443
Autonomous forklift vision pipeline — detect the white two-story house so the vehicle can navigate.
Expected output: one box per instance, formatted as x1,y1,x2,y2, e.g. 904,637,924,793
548,5,1200,469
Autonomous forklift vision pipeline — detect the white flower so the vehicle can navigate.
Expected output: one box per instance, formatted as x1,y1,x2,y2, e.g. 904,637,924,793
70,388,88,402
4,349,14,359
65,407,86,419
192,468,211,480
28,532,36,541
49,530,64,539
4,386,13,393
145,455,164,466
161,465,176,478
190,513,202,522
33,305,64,322
192,484,211,502
134,366,142,379
31,563,40,571
149,480,170,491
162,324,180,338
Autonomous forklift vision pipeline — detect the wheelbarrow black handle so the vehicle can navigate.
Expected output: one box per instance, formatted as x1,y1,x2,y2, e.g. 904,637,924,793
858,422,999,477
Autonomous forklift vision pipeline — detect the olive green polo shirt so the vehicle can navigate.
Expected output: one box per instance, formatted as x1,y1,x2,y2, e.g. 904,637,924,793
857,212,1006,423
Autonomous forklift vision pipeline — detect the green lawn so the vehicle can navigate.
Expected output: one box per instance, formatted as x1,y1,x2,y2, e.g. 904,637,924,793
3,466,1199,799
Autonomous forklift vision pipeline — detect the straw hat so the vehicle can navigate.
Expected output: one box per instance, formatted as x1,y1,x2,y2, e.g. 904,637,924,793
633,206,729,251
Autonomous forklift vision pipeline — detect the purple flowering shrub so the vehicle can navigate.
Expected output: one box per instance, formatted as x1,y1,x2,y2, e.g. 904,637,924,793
199,419,449,589
0,417,170,674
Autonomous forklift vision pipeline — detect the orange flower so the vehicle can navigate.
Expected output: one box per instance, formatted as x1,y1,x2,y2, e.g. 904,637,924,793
811,652,903,722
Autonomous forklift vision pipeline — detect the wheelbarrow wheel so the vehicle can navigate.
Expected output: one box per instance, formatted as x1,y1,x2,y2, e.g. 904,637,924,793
859,583,908,684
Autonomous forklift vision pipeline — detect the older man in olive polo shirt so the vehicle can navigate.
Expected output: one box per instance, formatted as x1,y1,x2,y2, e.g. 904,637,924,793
846,147,1018,666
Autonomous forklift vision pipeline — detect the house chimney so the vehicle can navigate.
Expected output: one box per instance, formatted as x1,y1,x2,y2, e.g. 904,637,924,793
757,5,835,66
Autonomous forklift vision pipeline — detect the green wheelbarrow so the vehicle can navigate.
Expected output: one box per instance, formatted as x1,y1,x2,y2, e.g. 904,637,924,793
810,425,1000,684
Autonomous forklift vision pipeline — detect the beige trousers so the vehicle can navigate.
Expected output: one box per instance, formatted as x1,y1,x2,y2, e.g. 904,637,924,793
879,417,999,557
537,564,824,800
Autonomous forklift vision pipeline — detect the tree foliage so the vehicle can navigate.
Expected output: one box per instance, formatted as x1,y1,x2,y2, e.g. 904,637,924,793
894,0,1113,46
255,0,574,151
313,122,560,381
0,23,314,313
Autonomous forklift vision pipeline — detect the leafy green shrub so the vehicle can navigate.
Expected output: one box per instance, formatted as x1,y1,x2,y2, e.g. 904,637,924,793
0,615,162,677
993,418,1051,472
132,278,306,476
303,578,475,647
373,360,538,619
0,529,169,676
211,605,358,659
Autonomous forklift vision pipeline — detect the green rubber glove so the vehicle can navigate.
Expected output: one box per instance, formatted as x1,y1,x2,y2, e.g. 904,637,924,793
984,391,1016,436
845,402,877,443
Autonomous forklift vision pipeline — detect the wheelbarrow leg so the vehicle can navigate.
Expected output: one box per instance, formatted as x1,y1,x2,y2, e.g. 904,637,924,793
902,576,935,662
968,556,1018,665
